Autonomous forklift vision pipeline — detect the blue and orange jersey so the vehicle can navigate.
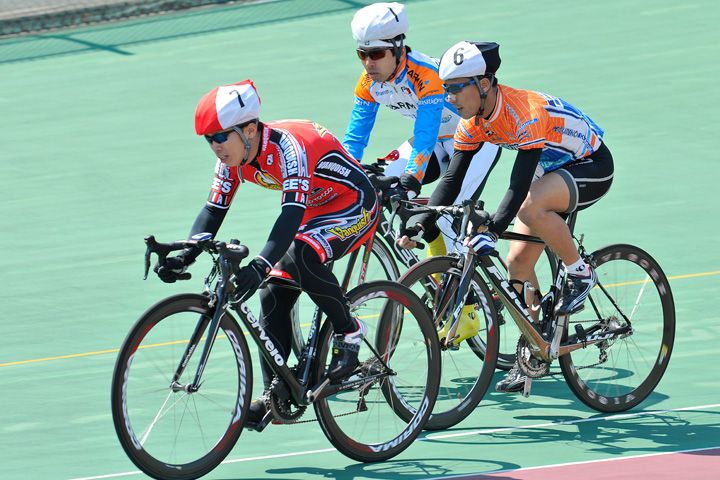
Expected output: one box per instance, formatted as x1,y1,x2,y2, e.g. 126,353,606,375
343,49,460,183
206,120,372,214
455,85,604,172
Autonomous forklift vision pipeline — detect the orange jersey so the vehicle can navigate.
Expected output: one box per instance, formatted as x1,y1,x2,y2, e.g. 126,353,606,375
455,85,604,171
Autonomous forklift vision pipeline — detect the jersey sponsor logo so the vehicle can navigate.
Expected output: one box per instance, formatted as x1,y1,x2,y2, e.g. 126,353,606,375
308,186,337,207
316,160,351,177
313,122,331,137
283,177,311,192
212,176,235,194
254,171,282,190
406,67,425,92
278,134,305,177
389,101,417,111
310,232,333,260
418,96,444,106
266,153,274,165
328,208,372,240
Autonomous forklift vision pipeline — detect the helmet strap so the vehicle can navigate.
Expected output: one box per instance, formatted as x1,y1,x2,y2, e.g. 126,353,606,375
386,39,404,82
232,124,253,165
473,74,495,126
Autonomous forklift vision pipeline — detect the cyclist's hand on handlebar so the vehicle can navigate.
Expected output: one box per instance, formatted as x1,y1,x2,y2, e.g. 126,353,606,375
395,225,422,250
465,231,498,255
234,257,271,301
154,256,191,283
399,173,421,199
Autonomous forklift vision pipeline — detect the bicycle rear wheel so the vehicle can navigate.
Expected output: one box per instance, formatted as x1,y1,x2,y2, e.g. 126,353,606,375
111,294,253,480
313,281,440,462
399,255,499,430
559,244,675,412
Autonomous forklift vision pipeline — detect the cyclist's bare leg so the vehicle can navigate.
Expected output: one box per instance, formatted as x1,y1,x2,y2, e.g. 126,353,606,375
506,221,543,322
516,172,581,267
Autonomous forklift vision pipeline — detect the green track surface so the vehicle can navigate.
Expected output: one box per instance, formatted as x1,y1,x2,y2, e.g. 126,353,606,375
1,1,718,479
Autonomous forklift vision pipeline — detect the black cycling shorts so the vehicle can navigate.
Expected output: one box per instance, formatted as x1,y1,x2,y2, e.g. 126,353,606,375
555,142,614,213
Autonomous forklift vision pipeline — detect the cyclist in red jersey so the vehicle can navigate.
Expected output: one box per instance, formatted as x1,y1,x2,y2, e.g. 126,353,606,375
154,80,379,425
409,42,614,393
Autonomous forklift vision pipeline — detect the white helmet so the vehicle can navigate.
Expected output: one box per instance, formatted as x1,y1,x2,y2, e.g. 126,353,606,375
352,2,408,48
439,41,501,81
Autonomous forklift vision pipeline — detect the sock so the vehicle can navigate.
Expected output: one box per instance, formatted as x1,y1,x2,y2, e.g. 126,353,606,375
566,259,590,277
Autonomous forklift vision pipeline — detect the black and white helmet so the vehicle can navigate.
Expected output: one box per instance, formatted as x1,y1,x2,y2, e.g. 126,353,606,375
439,41,501,81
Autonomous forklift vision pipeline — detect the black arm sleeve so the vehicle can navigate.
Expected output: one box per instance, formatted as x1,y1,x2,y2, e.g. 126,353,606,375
179,204,229,264
417,145,480,241
487,148,542,237
257,205,305,267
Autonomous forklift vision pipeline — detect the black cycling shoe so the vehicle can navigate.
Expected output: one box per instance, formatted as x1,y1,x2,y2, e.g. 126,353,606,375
327,318,367,383
554,267,597,316
244,394,273,431
495,363,527,393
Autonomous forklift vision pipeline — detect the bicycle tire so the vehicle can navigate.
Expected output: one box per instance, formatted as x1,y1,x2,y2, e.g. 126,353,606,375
111,294,253,480
313,280,440,462
399,256,499,430
290,234,401,358
559,244,675,412
486,244,558,370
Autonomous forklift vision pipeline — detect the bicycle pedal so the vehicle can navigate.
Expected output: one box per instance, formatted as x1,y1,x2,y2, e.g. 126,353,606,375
244,410,274,432
522,378,533,398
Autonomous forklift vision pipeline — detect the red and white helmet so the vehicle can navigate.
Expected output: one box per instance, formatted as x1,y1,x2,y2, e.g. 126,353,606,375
194,80,261,135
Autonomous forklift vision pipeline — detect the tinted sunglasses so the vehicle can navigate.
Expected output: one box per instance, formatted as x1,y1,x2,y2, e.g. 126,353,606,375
204,129,235,144
356,48,391,61
442,79,476,95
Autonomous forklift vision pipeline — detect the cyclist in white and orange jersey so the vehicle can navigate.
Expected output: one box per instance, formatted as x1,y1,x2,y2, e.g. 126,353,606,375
154,80,379,425
410,41,614,393
344,2,501,256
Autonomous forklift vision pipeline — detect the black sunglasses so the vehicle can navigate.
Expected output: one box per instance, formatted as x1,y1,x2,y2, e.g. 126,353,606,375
204,129,235,144
442,79,477,95
356,48,391,61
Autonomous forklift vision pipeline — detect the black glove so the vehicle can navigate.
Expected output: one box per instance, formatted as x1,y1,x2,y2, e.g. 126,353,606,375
154,255,191,283
399,224,423,242
399,172,422,199
234,257,272,301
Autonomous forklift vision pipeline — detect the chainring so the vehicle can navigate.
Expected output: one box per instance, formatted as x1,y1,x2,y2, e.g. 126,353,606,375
267,380,306,424
516,337,550,379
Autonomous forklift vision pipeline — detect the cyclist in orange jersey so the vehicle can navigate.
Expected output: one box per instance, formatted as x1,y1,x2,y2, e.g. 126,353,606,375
408,41,614,393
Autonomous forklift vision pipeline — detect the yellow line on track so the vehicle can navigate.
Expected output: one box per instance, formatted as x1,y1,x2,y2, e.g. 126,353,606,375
2,271,718,368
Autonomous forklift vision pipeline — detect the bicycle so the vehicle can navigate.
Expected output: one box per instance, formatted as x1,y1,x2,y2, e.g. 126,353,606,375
110,234,441,480
398,198,675,427
329,160,557,371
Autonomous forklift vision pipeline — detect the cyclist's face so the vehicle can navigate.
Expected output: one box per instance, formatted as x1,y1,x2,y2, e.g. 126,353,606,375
358,47,400,83
445,77,481,119
207,127,252,167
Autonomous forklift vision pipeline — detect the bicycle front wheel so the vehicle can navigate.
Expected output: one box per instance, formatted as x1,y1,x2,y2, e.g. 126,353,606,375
314,281,440,462
111,294,253,480
400,255,499,430
559,244,675,412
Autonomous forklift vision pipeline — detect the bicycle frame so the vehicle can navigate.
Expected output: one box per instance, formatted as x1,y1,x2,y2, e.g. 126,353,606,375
472,213,633,363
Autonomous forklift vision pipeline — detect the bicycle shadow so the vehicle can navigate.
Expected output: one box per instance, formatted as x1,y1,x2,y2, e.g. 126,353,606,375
423,388,720,459
219,456,520,480
484,368,672,412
